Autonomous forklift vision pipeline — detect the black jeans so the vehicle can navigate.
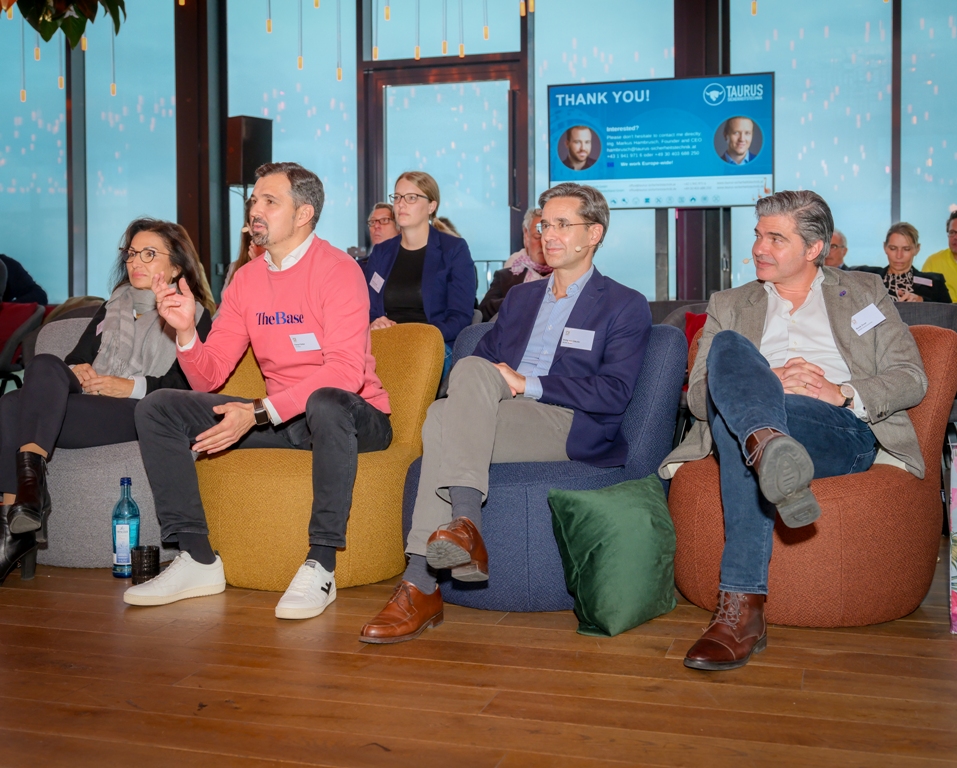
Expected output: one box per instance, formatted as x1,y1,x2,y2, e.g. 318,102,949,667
0,354,139,494
134,387,393,548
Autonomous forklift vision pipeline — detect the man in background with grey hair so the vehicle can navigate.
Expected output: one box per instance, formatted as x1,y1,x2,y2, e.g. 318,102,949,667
478,207,549,321
661,190,926,671
360,182,652,644
825,228,849,269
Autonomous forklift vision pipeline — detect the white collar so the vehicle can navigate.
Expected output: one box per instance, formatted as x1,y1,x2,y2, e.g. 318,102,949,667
265,233,315,271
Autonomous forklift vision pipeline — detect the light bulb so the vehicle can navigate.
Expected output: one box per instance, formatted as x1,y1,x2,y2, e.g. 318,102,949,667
34,47,40,61
111,82,116,96
483,26,489,40
442,40,448,54
58,76,64,89
414,45,420,60
372,46,379,60
20,89,26,102
459,43,465,57
385,4,390,20
267,18,272,33
520,1,526,16
336,67,342,81
81,36,87,51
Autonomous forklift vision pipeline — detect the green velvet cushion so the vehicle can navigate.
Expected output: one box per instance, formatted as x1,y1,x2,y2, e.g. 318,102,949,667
549,476,677,637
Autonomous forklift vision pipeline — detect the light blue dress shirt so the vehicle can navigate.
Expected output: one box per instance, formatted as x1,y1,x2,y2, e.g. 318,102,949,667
517,266,595,400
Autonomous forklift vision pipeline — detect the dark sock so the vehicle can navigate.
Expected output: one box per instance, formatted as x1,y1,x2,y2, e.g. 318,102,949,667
449,485,482,531
307,545,337,572
177,533,215,565
402,554,437,594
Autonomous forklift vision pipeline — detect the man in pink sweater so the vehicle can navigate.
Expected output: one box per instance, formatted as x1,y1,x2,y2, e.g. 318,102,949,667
124,162,392,620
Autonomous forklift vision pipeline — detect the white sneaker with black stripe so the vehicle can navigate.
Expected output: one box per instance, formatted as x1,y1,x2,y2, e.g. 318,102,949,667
275,560,336,620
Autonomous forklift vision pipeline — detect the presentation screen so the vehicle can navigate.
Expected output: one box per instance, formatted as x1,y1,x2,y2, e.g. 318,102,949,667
548,73,774,209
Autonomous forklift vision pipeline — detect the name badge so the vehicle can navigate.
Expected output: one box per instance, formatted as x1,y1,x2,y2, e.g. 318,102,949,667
851,303,886,336
290,333,321,352
560,327,595,351
370,272,385,293
912,275,933,287
96,320,105,335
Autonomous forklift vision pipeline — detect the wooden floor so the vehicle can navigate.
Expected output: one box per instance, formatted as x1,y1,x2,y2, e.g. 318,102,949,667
0,542,955,768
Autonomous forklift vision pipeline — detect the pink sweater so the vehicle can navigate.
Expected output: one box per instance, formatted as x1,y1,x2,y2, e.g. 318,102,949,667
178,236,390,422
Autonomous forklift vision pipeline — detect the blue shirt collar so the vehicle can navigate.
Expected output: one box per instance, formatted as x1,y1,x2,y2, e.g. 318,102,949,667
543,265,595,303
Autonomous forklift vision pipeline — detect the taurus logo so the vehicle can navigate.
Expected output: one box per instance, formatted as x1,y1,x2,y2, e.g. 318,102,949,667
703,83,726,105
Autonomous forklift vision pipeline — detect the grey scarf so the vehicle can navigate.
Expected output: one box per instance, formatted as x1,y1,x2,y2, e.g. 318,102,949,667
92,283,201,379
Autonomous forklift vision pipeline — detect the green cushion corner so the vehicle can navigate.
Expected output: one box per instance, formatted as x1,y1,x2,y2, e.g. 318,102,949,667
548,476,677,637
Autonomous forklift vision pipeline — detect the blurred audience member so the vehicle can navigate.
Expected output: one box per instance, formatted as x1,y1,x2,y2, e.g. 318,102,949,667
364,171,476,377
224,197,266,288
478,207,549,321
0,254,47,305
367,203,400,246
435,217,461,237
920,210,957,302
825,229,849,269
857,222,950,303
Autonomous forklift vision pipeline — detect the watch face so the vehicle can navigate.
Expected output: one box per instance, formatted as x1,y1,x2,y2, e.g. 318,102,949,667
840,384,854,399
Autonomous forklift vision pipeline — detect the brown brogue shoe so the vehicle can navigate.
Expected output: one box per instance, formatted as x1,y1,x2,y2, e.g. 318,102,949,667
426,517,489,582
745,429,820,529
359,581,444,644
684,591,767,671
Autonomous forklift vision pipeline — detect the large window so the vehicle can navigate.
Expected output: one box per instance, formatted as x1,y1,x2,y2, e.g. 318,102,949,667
901,6,957,263
0,18,68,302
533,1,675,299
227,0,358,260
730,1,893,282
84,3,177,298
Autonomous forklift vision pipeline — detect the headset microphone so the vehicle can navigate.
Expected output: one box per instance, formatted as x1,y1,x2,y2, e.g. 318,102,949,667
575,246,583,252
742,257,752,264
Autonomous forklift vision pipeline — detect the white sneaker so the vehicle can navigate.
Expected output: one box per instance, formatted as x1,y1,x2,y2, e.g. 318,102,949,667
123,552,226,606
275,560,336,620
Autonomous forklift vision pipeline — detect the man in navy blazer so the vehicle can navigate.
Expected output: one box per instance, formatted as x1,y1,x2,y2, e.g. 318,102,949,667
360,182,652,644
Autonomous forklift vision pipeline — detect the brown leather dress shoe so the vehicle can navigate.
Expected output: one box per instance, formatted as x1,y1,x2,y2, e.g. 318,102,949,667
425,517,488,582
684,591,767,671
745,428,820,528
359,581,444,644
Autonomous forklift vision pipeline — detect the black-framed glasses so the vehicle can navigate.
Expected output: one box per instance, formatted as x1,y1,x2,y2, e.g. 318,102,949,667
389,193,430,205
367,216,395,227
536,221,592,235
120,247,169,263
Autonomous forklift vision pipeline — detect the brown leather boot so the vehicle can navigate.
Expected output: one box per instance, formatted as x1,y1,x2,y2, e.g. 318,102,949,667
425,517,488,582
745,428,820,528
684,591,767,670
359,581,444,644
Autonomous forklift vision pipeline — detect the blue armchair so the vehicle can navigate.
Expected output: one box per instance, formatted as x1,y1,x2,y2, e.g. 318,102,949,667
402,322,687,612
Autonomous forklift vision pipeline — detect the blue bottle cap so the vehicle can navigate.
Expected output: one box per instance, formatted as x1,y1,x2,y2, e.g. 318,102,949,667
120,477,132,486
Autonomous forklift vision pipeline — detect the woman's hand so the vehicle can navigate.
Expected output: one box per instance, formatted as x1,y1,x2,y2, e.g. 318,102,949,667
370,316,397,331
896,289,923,302
72,363,97,386
83,375,135,398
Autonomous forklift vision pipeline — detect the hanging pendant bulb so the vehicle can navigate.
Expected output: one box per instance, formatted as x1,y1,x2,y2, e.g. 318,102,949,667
751,1,757,15
528,0,535,11
483,0,489,40
178,0,185,5
336,0,342,80
315,0,320,6
20,17,26,102
58,39,64,89
34,31,40,61
7,6,13,20
81,35,87,51
298,0,303,69
384,3,390,21
458,0,464,56
442,0,448,54
110,27,116,95
372,0,379,59
414,0,420,60
267,0,273,32
520,1,526,17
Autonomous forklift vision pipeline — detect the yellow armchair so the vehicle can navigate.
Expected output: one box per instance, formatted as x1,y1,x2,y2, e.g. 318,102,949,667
196,323,445,590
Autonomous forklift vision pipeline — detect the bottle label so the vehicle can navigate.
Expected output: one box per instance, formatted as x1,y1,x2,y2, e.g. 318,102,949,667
114,523,131,566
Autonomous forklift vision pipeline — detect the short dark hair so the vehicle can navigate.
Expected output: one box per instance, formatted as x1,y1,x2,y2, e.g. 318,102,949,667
723,116,753,137
947,210,957,232
255,162,324,229
538,183,610,245
564,125,592,143
754,190,834,267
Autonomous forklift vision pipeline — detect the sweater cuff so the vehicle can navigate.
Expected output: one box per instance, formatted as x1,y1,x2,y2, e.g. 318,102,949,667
262,397,282,426
130,376,147,400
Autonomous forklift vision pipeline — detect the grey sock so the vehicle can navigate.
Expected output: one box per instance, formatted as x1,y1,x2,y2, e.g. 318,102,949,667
449,485,482,532
177,532,215,565
402,554,437,594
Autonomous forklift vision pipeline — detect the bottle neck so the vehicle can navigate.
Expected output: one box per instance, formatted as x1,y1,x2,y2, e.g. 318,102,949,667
120,485,132,500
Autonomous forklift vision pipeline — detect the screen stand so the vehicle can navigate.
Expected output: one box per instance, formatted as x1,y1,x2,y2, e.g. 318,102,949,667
655,208,669,301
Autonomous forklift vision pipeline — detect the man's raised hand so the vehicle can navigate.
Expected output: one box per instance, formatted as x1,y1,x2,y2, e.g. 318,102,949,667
152,274,197,346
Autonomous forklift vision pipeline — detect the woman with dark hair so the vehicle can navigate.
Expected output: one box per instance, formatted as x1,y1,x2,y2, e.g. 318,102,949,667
224,196,266,289
0,218,215,583
364,171,476,376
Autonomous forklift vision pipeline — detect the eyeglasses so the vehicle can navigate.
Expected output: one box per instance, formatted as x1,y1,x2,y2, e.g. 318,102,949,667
536,221,592,235
947,229,957,237
389,193,431,205
120,247,169,263
367,216,395,227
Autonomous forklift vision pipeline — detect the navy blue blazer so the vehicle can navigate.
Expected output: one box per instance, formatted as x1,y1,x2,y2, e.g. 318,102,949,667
473,269,652,468
364,226,477,344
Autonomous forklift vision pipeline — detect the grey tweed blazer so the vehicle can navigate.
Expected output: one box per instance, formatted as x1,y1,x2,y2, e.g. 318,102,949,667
660,267,928,479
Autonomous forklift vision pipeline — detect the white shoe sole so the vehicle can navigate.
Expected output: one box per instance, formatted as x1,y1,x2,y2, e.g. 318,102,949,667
124,581,226,606
275,586,336,620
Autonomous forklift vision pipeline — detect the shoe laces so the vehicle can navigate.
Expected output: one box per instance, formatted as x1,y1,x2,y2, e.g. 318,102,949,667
286,561,324,596
150,552,190,583
711,591,742,630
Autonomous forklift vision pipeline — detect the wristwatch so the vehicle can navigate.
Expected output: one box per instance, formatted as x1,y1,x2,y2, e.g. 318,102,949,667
252,398,270,426
839,383,855,409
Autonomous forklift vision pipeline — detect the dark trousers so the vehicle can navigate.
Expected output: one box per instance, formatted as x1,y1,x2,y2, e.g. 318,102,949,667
134,387,393,548
707,331,878,595
0,354,138,493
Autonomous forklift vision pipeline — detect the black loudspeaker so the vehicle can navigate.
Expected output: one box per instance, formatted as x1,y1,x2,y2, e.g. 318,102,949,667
226,116,272,187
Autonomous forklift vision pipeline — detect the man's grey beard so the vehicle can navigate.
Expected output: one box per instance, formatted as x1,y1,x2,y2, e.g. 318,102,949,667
251,231,269,247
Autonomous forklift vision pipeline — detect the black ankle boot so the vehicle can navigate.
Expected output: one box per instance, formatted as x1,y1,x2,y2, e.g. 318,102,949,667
8,451,52,544
1,506,38,586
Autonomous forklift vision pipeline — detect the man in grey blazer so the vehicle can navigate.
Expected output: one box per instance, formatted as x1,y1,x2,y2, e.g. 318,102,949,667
661,190,927,671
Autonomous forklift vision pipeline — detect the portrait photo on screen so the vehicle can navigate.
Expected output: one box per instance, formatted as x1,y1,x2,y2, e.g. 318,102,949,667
714,116,764,166
557,125,603,171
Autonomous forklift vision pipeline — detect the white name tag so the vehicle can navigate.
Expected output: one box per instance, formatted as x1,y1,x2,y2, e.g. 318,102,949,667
290,333,321,352
912,275,933,287
96,320,105,335
851,303,886,336
370,272,385,293
560,327,595,351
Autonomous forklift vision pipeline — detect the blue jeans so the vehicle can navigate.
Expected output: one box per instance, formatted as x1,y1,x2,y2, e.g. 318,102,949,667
706,331,877,594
